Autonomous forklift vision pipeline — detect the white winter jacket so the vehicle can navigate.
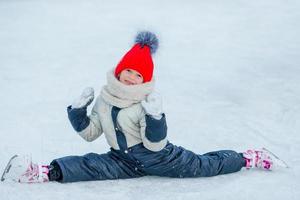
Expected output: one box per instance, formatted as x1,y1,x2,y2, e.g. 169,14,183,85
77,70,168,152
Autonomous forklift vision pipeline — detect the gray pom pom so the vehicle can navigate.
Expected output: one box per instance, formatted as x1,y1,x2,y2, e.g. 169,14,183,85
135,31,159,54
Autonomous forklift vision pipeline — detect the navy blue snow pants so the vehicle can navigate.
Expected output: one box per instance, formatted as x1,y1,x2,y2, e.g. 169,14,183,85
53,142,245,183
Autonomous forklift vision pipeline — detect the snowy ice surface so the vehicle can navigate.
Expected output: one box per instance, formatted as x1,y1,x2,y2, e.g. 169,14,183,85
0,0,300,199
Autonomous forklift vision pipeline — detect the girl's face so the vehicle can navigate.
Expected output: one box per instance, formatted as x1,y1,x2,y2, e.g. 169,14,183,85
118,69,144,85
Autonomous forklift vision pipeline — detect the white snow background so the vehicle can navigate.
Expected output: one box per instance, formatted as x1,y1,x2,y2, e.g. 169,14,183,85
0,0,300,199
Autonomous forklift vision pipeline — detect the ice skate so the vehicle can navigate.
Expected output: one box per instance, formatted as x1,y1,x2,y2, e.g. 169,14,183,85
1,155,49,183
243,148,289,170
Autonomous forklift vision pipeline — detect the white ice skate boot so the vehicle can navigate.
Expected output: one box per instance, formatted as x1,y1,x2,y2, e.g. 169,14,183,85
243,148,289,170
1,155,49,183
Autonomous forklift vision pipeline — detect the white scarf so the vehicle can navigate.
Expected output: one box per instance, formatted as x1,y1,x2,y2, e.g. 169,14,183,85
100,70,155,108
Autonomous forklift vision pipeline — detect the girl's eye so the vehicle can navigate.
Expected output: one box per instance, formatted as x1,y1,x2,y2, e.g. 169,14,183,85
126,69,132,73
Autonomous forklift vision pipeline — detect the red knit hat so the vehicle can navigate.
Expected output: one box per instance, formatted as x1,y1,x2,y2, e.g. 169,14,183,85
115,31,159,83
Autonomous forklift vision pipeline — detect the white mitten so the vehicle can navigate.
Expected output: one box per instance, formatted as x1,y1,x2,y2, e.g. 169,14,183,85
71,87,94,109
141,92,163,120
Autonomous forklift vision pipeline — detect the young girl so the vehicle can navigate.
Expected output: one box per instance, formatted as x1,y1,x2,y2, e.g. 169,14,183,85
3,31,280,183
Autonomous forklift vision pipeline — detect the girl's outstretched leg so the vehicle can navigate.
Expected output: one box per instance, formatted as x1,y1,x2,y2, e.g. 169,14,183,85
199,150,246,176
52,151,145,183
133,143,246,178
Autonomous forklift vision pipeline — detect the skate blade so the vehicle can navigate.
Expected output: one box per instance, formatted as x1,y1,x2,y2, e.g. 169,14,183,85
262,148,289,169
1,155,19,182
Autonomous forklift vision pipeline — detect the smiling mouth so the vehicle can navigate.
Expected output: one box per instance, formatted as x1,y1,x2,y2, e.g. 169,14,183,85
124,80,135,85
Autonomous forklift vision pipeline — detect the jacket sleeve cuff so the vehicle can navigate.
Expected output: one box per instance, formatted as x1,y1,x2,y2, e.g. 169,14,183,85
67,105,90,132
145,113,167,142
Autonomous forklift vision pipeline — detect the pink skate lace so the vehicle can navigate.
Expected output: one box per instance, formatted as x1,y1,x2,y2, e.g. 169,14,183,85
243,149,273,170
19,162,49,183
